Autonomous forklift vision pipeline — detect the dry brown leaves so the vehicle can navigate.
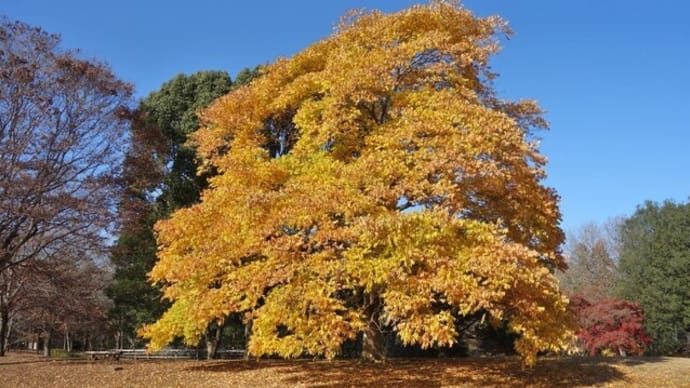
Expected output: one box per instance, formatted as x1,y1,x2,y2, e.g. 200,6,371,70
1,352,688,387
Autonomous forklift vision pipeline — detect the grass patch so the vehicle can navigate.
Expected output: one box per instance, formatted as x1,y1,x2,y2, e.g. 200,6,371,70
49,349,84,359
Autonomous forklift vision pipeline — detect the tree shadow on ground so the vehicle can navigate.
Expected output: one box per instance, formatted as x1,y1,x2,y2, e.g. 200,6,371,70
0,353,60,366
609,356,669,366
0,358,53,366
184,356,654,387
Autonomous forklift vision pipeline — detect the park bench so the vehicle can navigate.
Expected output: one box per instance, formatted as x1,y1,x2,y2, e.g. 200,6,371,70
84,350,122,361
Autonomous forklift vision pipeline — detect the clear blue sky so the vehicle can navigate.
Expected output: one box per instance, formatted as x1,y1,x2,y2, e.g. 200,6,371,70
3,1,689,233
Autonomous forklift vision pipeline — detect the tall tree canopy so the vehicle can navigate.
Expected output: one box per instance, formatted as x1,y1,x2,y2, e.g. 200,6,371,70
141,71,234,213
108,70,237,347
109,68,261,351
141,2,571,365
0,16,132,355
616,200,690,355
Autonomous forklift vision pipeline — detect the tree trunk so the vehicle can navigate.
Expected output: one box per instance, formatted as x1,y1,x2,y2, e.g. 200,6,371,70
0,301,8,356
42,331,51,357
243,320,253,360
5,315,12,355
65,331,72,352
34,329,41,353
361,294,385,361
114,332,119,350
204,321,224,360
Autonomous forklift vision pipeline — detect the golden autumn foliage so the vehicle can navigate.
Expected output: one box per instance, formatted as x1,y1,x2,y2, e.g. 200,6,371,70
140,1,574,365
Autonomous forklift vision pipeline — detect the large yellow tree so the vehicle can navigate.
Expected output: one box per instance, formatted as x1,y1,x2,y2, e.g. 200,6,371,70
141,1,573,365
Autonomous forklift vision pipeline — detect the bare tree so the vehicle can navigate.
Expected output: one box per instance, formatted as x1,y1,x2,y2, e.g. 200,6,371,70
0,266,27,353
11,252,111,356
0,17,132,355
560,220,621,301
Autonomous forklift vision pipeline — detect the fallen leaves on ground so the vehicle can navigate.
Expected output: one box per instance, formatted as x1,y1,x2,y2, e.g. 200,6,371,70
1,353,688,387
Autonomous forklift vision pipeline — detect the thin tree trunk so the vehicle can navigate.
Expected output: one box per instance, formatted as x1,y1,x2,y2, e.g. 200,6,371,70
5,315,13,354
361,294,385,361
34,328,41,353
0,301,8,356
243,320,252,360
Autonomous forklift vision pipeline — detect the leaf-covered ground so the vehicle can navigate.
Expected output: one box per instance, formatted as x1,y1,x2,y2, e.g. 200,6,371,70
1,352,688,387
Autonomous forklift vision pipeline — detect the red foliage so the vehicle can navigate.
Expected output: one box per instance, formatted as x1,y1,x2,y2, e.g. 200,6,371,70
571,296,652,356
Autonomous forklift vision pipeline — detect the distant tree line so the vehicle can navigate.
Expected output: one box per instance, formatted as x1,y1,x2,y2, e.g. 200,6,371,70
561,203,690,356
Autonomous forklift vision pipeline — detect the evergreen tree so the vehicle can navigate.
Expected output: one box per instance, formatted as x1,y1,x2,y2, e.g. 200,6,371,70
617,200,690,354
108,71,238,348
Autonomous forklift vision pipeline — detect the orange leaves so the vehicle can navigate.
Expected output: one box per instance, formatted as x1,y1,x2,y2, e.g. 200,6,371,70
144,1,571,365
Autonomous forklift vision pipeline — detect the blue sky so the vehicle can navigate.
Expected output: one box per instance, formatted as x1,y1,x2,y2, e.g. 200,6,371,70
2,1,689,233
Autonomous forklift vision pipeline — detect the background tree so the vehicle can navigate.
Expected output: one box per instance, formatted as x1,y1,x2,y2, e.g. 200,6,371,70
108,68,260,355
0,16,132,356
616,200,690,355
0,266,25,354
141,2,572,365
233,66,262,88
13,252,110,356
571,296,652,356
559,222,619,301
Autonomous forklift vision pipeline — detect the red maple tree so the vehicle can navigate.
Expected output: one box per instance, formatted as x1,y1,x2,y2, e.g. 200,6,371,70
571,296,652,356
